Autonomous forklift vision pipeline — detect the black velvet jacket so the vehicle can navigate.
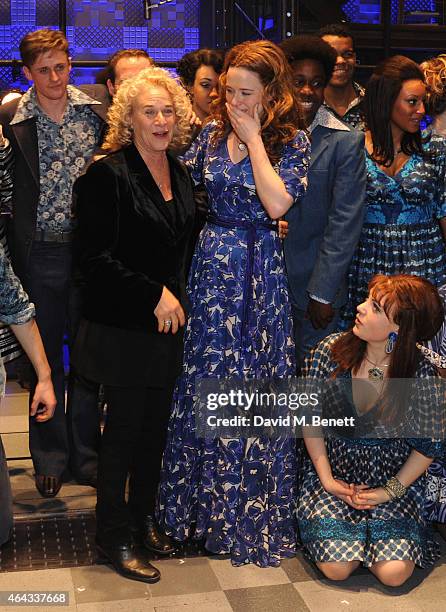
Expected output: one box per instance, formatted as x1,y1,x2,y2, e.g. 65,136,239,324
74,144,196,332
72,144,196,387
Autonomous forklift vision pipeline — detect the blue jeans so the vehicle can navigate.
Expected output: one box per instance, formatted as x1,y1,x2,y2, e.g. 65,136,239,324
26,241,99,479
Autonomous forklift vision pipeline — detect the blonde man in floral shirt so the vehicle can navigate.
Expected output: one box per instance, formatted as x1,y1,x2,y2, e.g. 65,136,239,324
0,29,109,498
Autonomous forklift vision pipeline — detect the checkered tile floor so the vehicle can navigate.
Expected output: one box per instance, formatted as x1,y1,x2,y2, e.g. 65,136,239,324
1,547,446,611
2,460,446,610
1,514,446,611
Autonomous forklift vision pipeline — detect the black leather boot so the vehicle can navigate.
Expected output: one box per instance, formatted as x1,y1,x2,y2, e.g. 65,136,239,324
139,515,175,555
96,536,161,583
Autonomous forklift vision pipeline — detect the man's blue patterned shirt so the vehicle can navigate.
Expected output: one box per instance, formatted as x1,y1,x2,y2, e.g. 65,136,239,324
11,85,102,232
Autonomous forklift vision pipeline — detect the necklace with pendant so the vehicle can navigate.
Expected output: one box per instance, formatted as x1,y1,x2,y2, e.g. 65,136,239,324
234,133,247,152
147,155,168,191
364,355,389,381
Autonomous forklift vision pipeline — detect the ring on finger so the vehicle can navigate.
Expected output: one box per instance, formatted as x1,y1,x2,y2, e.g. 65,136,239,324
164,320,172,327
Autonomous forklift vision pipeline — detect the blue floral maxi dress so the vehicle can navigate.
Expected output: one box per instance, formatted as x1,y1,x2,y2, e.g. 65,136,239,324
341,139,446,326
157,123,310,567
299,334,443,568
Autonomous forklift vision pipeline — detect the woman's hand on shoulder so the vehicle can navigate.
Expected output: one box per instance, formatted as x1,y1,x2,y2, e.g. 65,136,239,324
154,286,186,334
186,107,202,129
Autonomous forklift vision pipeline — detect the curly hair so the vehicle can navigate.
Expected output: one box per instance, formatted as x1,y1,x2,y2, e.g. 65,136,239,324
103,67,192,152
280,35,337,85
210,40,304,164
177,48,224,88
421,54,446,117
364,55,425,166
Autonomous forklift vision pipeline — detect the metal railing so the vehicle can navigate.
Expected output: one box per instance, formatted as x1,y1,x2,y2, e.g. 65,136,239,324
396,0,445,25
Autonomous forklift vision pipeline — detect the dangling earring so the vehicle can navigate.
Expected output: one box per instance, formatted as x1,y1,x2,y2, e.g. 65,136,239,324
385,331,398,354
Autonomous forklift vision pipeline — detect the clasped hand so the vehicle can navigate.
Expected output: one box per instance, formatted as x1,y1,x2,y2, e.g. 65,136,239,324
323,478,391,510
225,102,261,147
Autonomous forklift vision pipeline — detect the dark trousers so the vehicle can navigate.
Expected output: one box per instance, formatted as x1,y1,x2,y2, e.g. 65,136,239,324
26,241,100,479
0,435,12,546
292,304,341,368
66,371,101,482
96,384,173,540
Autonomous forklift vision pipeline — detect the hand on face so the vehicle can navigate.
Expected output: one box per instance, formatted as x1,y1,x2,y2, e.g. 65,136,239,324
225,66,264,146
226,101,261,146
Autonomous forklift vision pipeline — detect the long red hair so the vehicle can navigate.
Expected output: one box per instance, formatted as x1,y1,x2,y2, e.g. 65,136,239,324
332,274,444,379
209,40,304,164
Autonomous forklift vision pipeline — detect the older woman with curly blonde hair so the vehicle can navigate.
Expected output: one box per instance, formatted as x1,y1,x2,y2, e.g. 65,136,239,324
104,66,192,152
71,67,197,584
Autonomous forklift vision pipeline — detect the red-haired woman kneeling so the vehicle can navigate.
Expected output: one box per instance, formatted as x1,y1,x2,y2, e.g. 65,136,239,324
299,274,445,587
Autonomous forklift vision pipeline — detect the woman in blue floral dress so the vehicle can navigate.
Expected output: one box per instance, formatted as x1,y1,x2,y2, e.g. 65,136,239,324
416,54,446,536
157,40,310,567
300,274,445,587
342,56,446,326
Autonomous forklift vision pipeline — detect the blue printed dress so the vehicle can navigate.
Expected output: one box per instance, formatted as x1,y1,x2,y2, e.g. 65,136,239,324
342,138,446,324
424,283,446,524
298,334,443,568
157,123,310,567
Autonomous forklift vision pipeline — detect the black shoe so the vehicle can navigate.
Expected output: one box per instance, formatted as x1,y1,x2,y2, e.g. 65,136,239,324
139,515,175,555
96,538,160,584
75,475,98,488
35,475,62,498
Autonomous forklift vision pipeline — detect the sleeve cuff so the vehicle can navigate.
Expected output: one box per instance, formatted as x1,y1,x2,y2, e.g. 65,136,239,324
309,294,330,305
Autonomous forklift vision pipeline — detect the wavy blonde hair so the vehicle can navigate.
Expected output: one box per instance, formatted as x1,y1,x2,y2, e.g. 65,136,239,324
103,67,192,151
421,54,446,117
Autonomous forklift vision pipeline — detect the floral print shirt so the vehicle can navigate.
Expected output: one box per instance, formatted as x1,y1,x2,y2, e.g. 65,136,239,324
11,86,102,232
323,81,365,132
0,242,34,396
